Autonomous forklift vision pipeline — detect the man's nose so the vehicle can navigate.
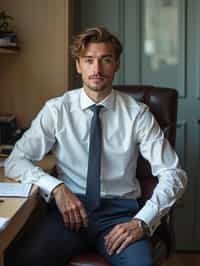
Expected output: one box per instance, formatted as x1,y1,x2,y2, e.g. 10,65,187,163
93,60,102,74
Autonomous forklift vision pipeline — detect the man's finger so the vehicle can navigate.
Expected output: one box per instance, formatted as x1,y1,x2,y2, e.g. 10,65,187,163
116,236,133,254
62,210,69,227
107,233,126,255
79,207,88,227
68,210,75,230
105,231,122,249
104,226,118,243
105,225,125,247
73,210,82,231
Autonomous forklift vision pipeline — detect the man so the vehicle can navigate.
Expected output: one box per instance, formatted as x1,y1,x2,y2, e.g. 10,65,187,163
5,27,187,266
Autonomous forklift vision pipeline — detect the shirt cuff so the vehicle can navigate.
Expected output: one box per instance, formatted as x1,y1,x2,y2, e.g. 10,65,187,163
34,174,63,202
134,201,161,236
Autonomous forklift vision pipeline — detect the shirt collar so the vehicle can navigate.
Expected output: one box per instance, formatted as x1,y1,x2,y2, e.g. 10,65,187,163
80,87,115,111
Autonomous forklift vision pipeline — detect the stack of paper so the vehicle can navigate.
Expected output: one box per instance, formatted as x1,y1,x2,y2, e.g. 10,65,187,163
0,183,32,197
0,217,9,231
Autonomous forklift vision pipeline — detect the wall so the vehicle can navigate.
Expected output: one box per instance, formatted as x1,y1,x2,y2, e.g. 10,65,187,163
0,0,72,128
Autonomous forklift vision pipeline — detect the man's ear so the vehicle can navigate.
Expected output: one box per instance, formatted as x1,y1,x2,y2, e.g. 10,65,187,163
115,60,120,72
76,60,81,74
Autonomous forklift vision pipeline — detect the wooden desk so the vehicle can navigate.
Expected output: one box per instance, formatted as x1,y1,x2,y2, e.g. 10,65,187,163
0,155,55,266
0,189,39,266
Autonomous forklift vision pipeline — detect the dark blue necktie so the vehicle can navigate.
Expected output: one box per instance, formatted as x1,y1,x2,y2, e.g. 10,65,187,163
86,105,103,212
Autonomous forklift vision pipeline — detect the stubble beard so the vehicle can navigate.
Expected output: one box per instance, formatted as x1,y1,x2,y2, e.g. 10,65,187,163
84,81,109,92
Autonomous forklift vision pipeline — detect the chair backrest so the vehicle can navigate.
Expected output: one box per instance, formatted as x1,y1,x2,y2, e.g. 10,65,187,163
113,85,178,261
113,85,178,203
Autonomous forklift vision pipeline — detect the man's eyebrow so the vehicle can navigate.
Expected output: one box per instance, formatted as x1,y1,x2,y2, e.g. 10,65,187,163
102,54,114,58
82,54,114,58
82,56,93,58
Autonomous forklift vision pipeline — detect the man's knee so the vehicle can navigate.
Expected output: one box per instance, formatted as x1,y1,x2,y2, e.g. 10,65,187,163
107,251,154,266
115,240,154,266
98,238,154,266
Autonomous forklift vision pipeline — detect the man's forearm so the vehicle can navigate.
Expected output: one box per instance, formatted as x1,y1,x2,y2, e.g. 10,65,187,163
135,168,187,235
5,148,62,202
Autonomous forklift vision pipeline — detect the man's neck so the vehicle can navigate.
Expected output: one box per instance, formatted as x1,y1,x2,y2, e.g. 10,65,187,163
83,86,112,103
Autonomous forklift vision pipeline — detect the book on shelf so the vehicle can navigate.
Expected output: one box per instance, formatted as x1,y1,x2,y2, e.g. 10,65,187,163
0,32,17,47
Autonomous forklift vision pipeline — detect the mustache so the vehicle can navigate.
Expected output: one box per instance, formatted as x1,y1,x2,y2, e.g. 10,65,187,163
89,73,108,79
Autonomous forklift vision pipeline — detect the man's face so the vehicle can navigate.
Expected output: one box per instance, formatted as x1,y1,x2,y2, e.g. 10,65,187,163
76,42,119,93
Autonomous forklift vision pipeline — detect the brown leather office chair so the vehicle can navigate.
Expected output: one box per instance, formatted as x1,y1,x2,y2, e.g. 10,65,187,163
67,85,178,266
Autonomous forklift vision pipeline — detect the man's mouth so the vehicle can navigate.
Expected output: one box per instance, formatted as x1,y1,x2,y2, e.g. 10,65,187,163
90,78,103,81
89,75,106,80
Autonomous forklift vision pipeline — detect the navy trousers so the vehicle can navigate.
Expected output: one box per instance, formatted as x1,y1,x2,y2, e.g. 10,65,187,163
5,197,154,266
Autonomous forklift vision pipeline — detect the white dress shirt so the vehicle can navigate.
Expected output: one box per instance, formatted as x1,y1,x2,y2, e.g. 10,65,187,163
5,88,187,235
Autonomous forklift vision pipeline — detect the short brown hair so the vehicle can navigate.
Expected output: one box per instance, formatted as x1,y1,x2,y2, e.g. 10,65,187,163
71,27,123,61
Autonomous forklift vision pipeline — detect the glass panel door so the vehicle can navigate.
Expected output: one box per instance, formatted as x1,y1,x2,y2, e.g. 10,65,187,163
142,0,185,96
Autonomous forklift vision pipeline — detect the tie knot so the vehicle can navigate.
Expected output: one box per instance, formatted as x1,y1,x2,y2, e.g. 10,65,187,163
90,105,103,115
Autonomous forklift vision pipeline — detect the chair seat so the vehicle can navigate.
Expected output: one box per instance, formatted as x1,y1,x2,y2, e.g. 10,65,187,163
67,253,111,266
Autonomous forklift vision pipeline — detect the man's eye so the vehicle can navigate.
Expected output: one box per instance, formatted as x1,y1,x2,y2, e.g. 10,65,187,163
103,57,113,64
85,58,93,64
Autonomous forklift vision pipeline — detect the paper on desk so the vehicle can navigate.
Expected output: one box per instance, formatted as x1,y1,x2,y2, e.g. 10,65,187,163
0,217,10,231
0,183,32,197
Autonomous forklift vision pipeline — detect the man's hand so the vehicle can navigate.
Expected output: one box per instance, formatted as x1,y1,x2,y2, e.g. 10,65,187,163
104,219,145,256
52,184,88,231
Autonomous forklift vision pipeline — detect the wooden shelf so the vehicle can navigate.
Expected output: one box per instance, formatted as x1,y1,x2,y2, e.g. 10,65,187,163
0,47,19,55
